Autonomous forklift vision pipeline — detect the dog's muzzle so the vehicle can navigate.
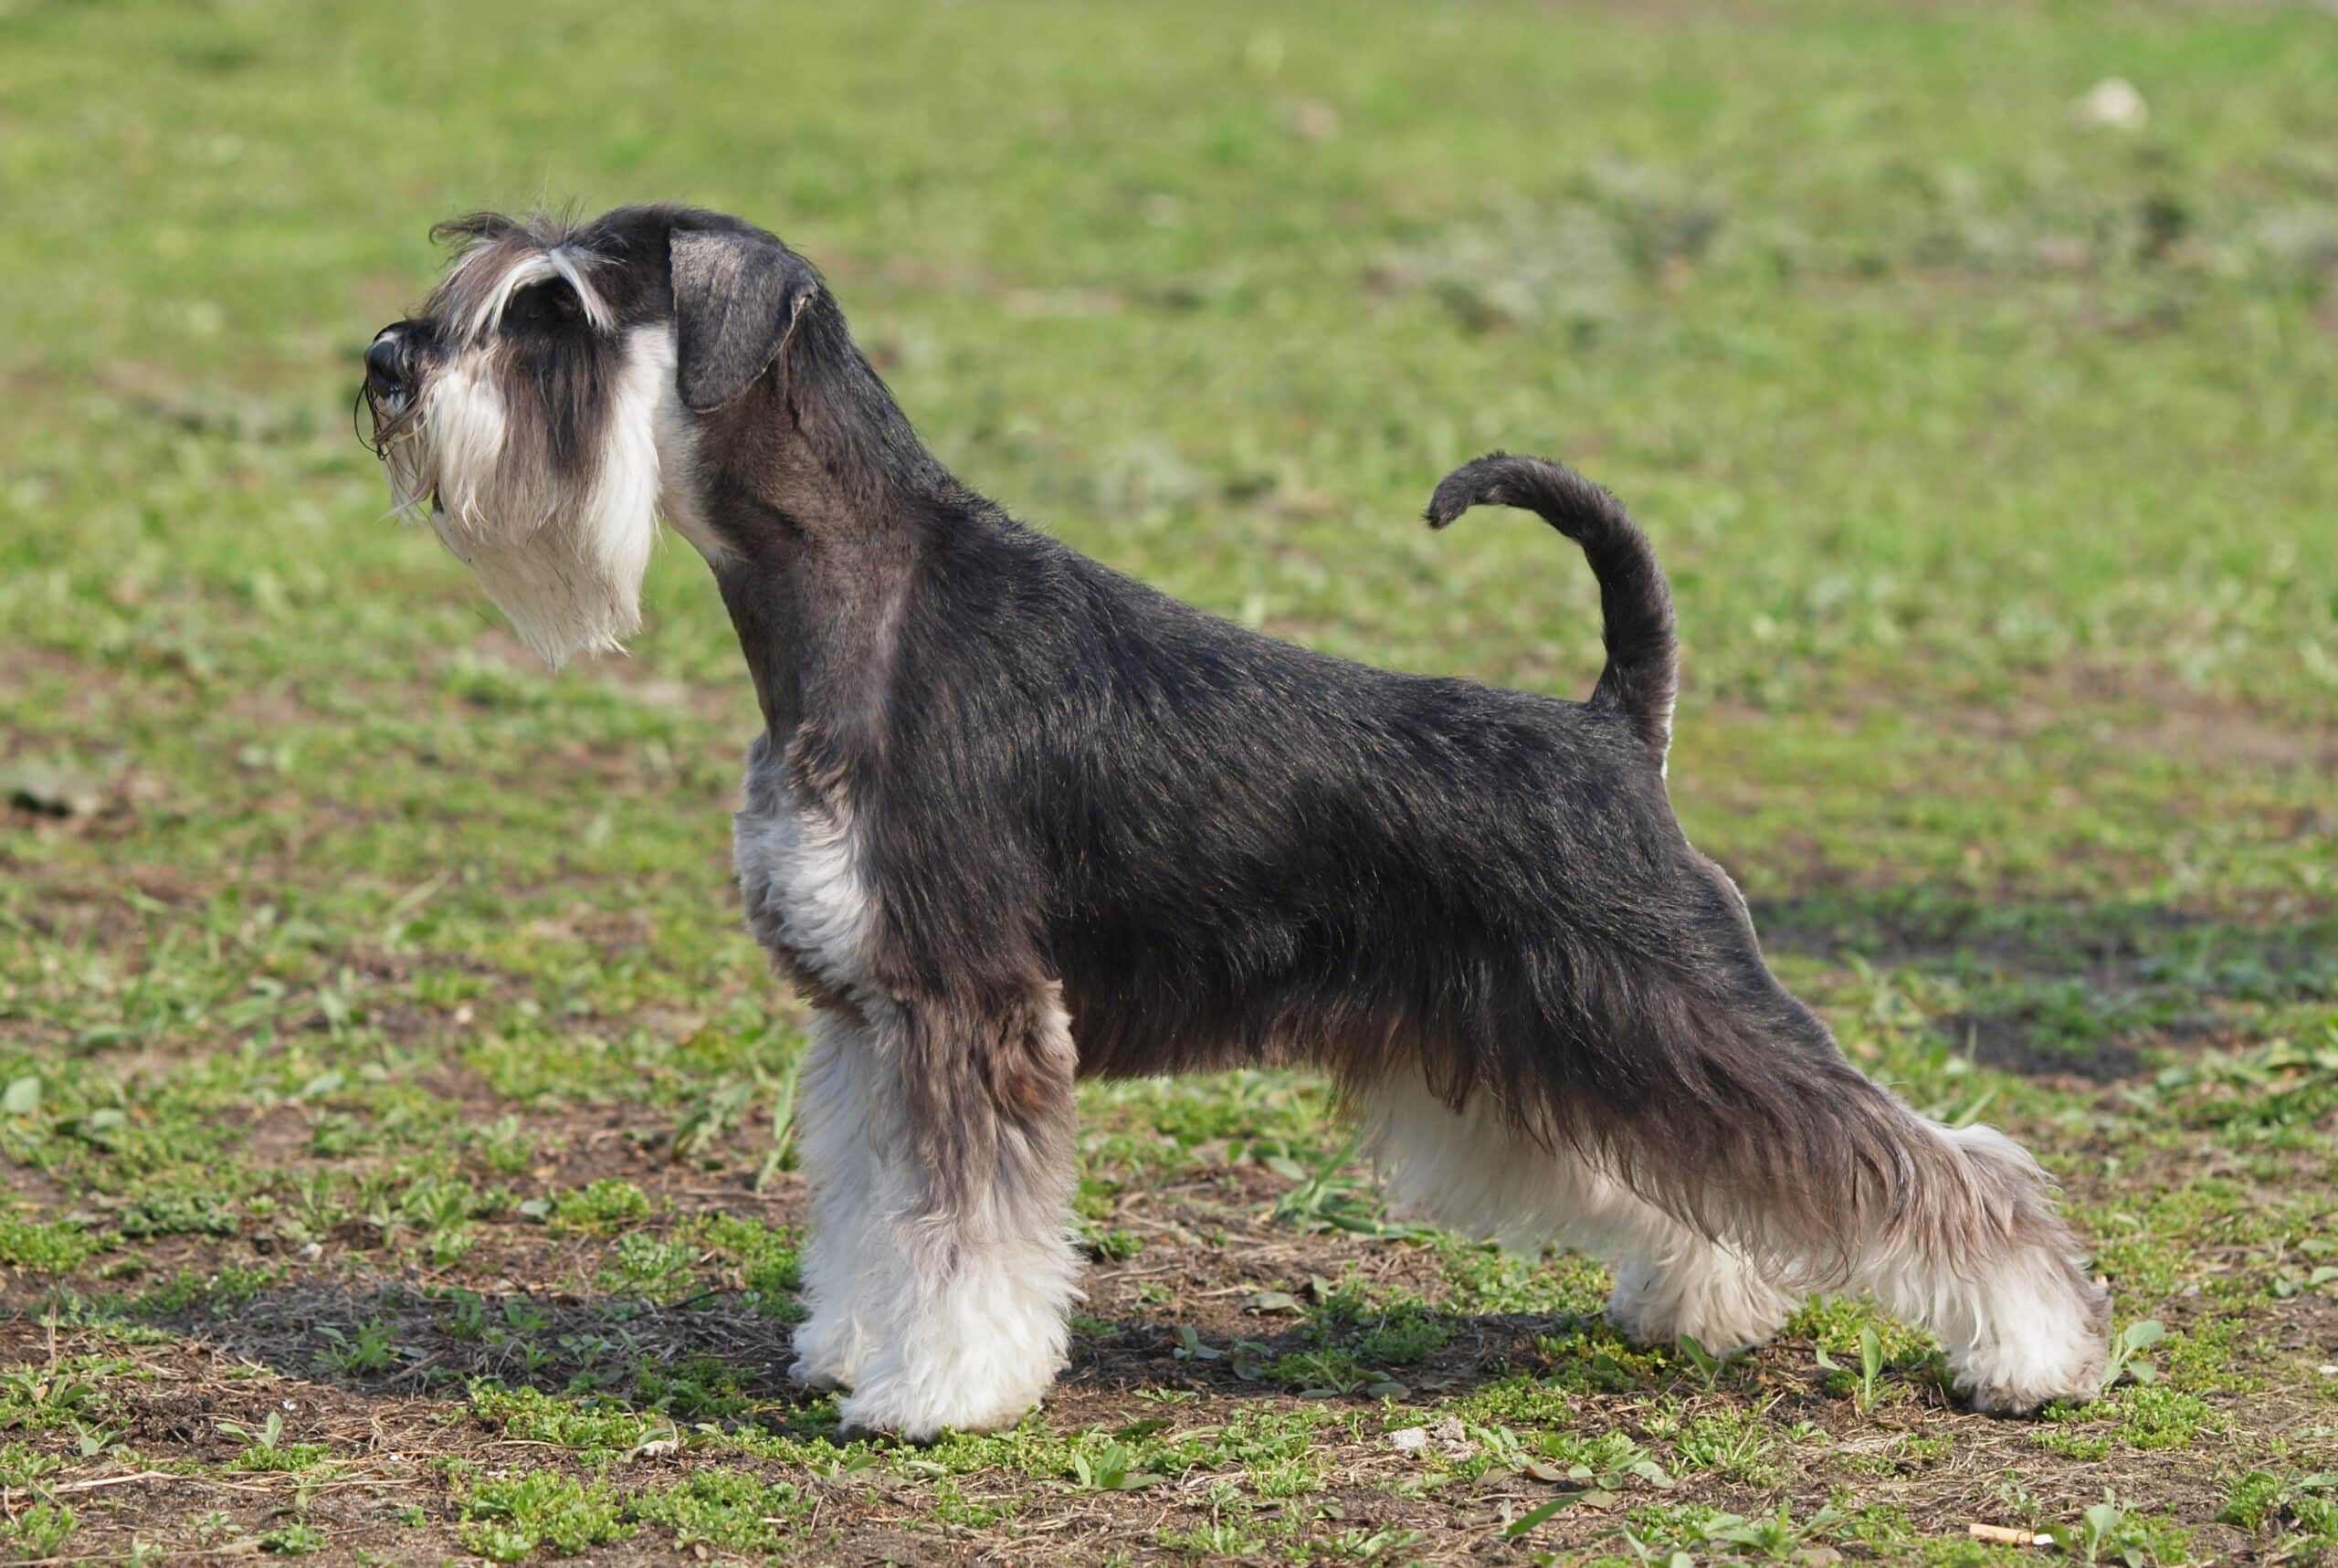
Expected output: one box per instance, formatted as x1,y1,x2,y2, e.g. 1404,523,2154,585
357,323,428,507
365,329,410,402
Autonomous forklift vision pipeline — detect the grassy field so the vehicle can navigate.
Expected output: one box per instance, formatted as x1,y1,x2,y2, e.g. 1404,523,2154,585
4,0,2336,1562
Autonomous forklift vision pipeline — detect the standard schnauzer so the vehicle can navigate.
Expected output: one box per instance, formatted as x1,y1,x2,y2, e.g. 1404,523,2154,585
361,205,2111,1439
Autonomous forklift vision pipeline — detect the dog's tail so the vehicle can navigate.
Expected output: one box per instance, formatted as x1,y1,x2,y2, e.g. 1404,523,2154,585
1425,453,1678,760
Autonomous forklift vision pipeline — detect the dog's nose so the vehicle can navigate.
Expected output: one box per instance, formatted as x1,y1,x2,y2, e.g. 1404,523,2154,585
365,333,405,396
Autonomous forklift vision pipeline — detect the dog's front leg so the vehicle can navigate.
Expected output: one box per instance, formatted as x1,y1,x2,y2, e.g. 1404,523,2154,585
785,1009,886,1392
828,984,1085,1442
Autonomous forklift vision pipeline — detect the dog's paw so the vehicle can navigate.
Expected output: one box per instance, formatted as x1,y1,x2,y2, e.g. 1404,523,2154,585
785,1310,869,1394
786,1357,849,1393
1949,1264,2112,1416
834,1367,1046,1444
1606,1247,1796,1355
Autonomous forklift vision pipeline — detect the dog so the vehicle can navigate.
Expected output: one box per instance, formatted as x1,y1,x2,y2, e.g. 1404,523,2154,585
360,204,2112,1439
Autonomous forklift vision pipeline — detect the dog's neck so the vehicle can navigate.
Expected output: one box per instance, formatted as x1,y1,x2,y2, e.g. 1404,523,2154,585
693,315,951,743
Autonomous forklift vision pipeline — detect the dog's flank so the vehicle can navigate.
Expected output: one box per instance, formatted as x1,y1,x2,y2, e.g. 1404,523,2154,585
362,204,2112,1437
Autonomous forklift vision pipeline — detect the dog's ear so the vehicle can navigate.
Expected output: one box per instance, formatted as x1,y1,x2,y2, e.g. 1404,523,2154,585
669,228,822,414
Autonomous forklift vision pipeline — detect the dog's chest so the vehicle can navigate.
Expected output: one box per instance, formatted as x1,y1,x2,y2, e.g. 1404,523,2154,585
733,745,878,1002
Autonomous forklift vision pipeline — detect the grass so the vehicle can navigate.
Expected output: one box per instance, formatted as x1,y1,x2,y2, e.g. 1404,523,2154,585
2,0,2335,1561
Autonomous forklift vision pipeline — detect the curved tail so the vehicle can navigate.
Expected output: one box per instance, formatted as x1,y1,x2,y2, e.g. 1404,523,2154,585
1426,452,1678,760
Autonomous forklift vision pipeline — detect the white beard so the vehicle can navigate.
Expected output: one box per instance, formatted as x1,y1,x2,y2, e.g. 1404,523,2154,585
384,324,679,668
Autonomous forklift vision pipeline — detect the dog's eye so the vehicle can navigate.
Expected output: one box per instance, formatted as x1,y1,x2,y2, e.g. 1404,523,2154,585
503,282,581,334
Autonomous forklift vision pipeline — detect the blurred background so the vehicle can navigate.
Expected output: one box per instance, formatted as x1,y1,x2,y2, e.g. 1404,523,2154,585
1,2,2334,1561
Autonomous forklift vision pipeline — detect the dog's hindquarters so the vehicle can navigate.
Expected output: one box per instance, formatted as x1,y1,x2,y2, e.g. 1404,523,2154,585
1358,914,2110,1412
1380,456,2111,1411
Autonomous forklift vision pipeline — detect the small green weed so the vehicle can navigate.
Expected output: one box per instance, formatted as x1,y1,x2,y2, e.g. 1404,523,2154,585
1080,1218,1143,1261
132,1266,278,1318
626,1470,811,1554
698,1214,802,1312
1269,1347,1396,1398
2114,1385,2217,1450
219,1412,332,1471
2101,1318,2167,1391
0,1363,110,1429
2034,1426,2114,1462
1813,1324,1892,1411
1532,1329,1669,1395
314,1317,397,1375
5,1500,76,1559
1672,1332,1743,1393
467,1381,669,1454
595,1231,698,1302
2076,1489,2191,1567
1159,1514,1271,1557
1618,1500,1848,1561
458,1471,632,1561
1069,1440,1166,1491
1353,1302,1450,1367
928,1477,1018,1529
1673,1407,1784,1487
114,1192,237,1240
636,1356,757,1423
0,1442,63,1488
1448,1375,1574,1430
258,1521,326,1555
1269,1129,1417,1237
1520,1428,1677,1502
2217,1469,2338,1546
0,1219,99,1273
549,1179,652,1234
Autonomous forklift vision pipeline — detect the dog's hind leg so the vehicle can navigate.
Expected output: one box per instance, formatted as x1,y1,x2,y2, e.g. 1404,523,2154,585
1358,1079,1796,1354
830,983,1086,1442
1363,1036,2107,1413
1606,1232,1798,1358
1731,1108,2113,1415
1570,961,2110,1415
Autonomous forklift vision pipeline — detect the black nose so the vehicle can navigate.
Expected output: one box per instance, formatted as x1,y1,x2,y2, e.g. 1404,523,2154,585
365,334,405,396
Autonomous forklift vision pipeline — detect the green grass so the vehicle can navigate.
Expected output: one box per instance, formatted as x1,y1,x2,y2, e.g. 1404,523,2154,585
2,0,2335,1560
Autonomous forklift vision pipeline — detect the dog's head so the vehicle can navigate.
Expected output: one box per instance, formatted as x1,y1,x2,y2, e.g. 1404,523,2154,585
360,205,826,665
